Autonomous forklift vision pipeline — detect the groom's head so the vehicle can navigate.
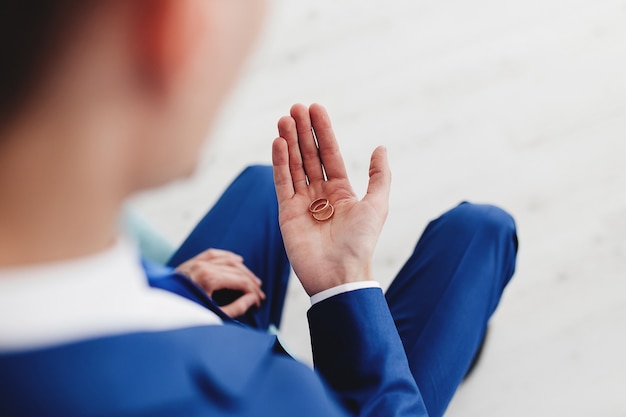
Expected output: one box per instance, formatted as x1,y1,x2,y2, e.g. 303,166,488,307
0,0,267,189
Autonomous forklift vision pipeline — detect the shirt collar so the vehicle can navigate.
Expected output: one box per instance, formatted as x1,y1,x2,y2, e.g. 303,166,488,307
0,238,221,352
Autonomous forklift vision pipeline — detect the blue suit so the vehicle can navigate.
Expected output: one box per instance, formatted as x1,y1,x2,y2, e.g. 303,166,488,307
0,166,518,417
0,290,426,417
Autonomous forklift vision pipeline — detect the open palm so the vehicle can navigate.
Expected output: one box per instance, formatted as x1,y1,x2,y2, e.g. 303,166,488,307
272,104,391,296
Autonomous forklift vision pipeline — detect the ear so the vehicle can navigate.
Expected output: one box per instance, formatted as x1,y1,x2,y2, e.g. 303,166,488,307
134,0,205,92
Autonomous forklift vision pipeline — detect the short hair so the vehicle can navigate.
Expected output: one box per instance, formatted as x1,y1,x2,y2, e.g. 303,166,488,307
0,2,94,126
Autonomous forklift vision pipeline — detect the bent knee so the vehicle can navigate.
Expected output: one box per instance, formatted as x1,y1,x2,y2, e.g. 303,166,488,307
238,165,274,188
442,202,517,242
241,164,273,179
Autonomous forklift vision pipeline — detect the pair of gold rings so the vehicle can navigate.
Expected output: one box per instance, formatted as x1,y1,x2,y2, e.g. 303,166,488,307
309,198,335,222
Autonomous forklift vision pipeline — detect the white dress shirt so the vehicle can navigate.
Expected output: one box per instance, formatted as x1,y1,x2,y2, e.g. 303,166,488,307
0,239,221,352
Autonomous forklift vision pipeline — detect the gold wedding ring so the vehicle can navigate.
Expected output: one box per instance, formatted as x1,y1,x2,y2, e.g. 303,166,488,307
309,198,335,222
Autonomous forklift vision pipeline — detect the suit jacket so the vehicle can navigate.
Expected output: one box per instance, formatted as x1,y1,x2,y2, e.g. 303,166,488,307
0,283,428,417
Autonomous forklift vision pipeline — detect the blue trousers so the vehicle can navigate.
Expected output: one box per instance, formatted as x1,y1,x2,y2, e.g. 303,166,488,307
165,165,518,417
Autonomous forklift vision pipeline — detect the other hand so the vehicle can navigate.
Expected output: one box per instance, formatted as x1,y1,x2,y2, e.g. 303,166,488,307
175,249,265,318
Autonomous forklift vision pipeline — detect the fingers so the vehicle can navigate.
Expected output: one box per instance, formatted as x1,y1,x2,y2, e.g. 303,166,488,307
192,249,263,287
275,103,348,197
363,146,391,217
309,104,349,181
272,137,295,203
277,116,308,194
194,248,243,263
290,104,325,183
176,259,264,300
224,264,265,294
210,263,264,295
176,258,265,319
221,292,263,319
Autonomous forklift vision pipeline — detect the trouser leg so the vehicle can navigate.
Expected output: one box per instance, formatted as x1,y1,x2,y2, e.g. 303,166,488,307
167,165,291,330
385,202,518,417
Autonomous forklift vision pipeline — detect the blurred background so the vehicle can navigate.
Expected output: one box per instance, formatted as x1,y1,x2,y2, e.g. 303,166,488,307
131,0,626,415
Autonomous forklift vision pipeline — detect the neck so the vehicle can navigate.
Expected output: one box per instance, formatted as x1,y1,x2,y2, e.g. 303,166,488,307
0,114,127,267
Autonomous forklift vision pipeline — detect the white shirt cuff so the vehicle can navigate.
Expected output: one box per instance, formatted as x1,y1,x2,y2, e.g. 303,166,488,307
310,281,382,305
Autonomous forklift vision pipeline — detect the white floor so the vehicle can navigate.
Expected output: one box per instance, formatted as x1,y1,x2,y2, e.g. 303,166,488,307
132,0,626,415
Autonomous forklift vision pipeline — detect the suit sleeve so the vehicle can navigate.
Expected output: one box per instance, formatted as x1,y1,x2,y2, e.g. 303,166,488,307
308,287,429,417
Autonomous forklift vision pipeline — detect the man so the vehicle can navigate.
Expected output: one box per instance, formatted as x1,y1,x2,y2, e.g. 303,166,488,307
0,1,517,416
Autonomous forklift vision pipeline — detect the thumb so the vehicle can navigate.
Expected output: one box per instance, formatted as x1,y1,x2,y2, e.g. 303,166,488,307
363,146,391,213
